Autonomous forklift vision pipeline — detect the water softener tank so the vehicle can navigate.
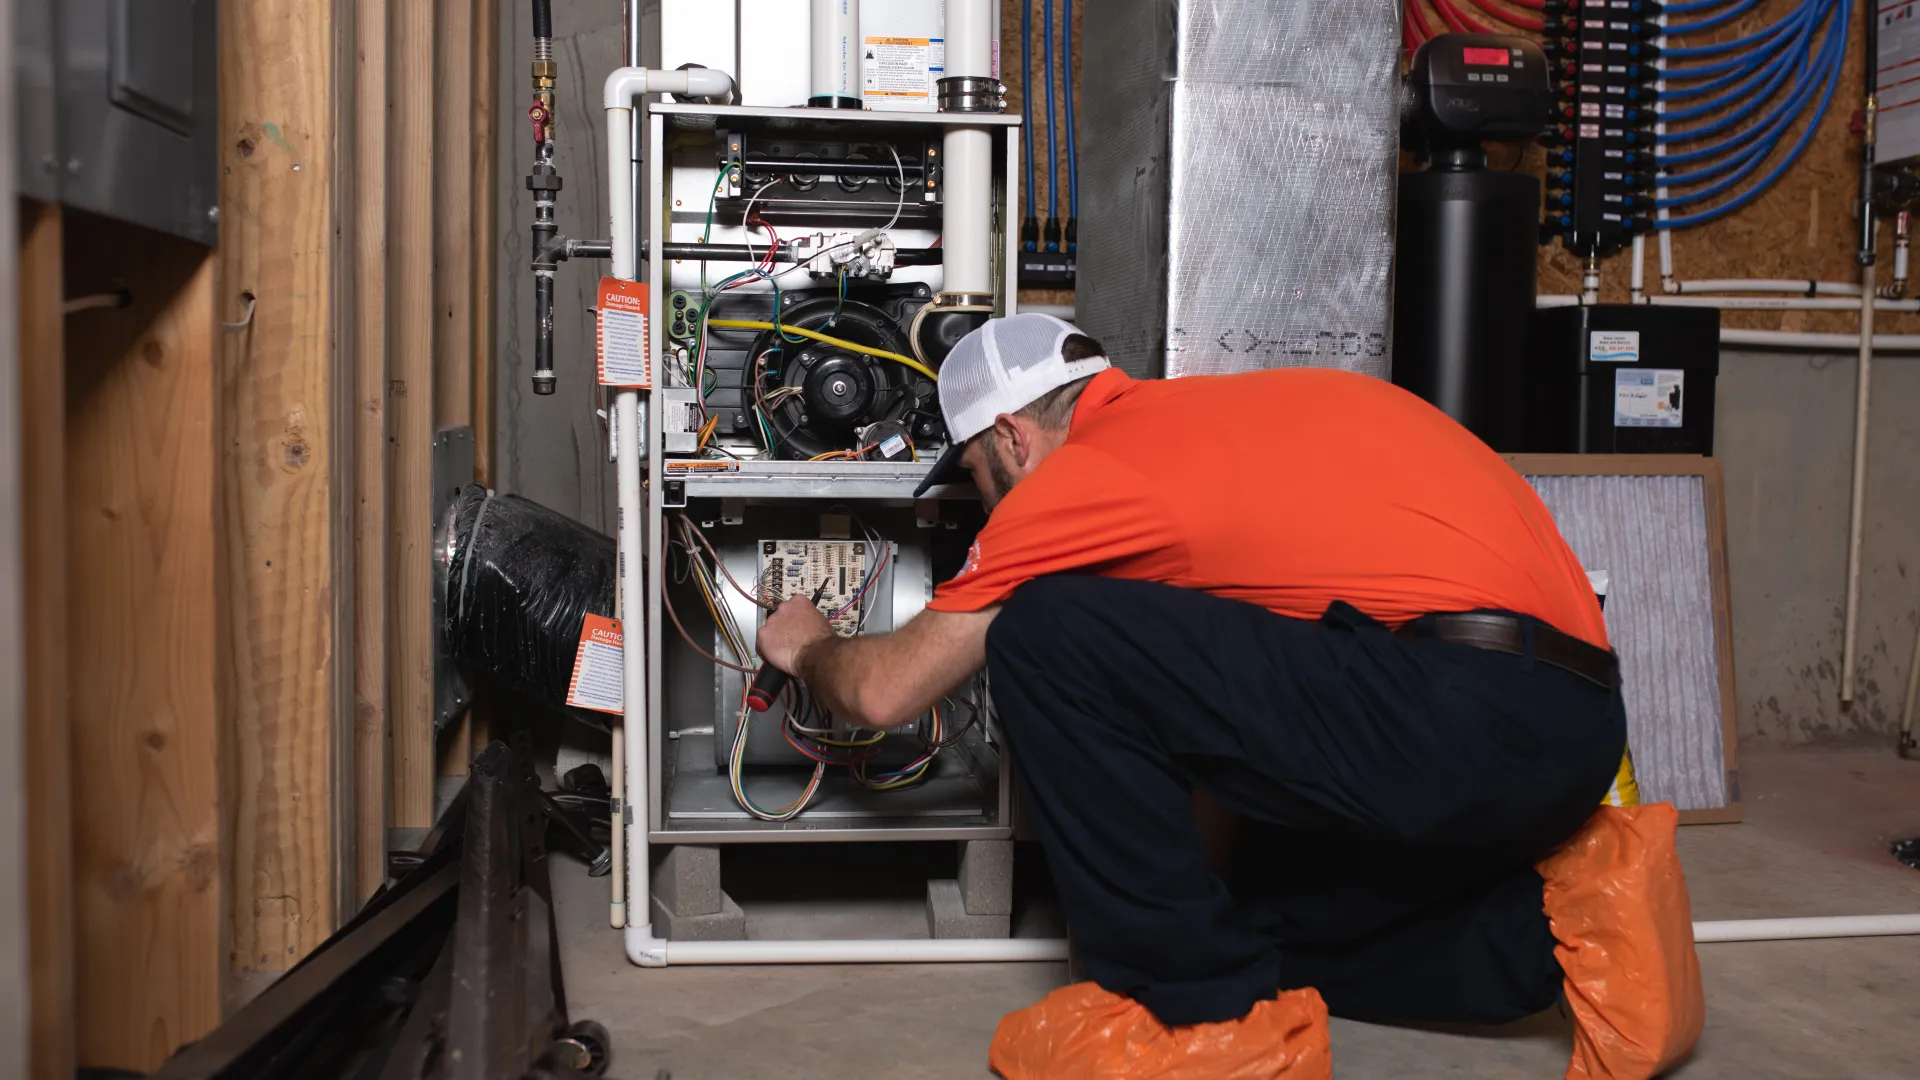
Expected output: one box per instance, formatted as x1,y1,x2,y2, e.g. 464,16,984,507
1393,158,1540,451
1390,34,1552,451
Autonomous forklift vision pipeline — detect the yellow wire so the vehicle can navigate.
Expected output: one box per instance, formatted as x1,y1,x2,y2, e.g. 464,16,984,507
707,319,939,381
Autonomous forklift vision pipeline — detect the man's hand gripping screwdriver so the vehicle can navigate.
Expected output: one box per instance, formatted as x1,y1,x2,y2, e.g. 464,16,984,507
746,578,832,712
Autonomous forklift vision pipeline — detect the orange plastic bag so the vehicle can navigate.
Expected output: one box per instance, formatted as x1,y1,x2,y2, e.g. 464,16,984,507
1537,803,1705,1080
989,982,1331,1080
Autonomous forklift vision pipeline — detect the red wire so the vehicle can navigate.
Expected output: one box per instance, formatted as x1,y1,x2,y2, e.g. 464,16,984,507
1428,0,1469,33
750,217,778,273
1404,0,1435,45
1464,0,1543,31
1431,0,1490,33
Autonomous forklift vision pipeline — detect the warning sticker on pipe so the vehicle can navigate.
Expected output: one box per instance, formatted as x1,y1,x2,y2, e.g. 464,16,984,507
566,613,625,714
863,36,941,102
596,277,652,388
1614,368,1684,428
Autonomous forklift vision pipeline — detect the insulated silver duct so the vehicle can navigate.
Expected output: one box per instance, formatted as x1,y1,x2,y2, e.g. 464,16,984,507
1077,0,1401,378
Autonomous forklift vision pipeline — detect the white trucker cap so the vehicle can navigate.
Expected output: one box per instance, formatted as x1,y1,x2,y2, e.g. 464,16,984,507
913,313,1111,496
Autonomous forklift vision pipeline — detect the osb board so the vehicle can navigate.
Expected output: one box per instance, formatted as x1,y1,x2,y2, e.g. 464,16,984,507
1001,0,1081,311
1457,0,1911,333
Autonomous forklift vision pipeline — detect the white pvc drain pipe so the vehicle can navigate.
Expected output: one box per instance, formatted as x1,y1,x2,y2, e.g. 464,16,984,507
615,916,1920,967
1692,914,1920,943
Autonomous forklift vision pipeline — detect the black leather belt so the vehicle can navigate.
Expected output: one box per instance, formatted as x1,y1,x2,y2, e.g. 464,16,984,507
1396,612,1619,690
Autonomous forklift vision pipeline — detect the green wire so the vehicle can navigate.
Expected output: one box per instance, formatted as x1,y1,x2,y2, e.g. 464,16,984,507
699,168,729,294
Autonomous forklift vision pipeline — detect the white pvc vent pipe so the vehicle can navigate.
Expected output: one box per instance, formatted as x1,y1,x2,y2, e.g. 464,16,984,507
939,0,996,297
810,0,860,107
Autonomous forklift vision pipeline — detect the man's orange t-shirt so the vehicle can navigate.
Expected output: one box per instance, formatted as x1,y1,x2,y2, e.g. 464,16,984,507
928,367,1607,648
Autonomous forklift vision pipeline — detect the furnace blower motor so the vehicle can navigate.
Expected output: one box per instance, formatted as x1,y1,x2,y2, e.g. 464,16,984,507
751,297,941,461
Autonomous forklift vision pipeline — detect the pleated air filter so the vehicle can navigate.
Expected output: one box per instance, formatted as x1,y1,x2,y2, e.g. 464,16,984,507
1520,463,1741,820
1075,0,1401,379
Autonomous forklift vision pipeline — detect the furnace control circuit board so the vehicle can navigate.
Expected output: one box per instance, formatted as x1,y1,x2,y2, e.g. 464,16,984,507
758,540,876,637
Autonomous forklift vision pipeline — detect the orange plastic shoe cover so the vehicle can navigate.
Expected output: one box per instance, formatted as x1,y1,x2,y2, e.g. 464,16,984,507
988,982,1331,1080
1537,803,1705,1080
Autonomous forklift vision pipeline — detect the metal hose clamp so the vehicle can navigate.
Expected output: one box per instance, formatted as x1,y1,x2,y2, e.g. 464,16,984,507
937,76,1006,114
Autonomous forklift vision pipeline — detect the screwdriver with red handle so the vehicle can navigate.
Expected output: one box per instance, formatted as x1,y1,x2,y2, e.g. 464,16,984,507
747,578,832,712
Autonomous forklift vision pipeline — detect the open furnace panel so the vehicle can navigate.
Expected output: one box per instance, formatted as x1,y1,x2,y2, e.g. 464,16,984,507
640,101,1022,844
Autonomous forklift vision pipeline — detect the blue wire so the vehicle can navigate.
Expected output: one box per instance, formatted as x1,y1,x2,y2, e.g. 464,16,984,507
1666,6,1818,57
1658,8,1831,178
1659,6,1820,144
1663,2,1810,94
1063,0,1077,221
1660,60,1840,227
1657,4,1828,165
1666,0,1741,13
1659,27,1806,123
1667,0,1766,35
1020,0,1034,225
1657,55,1798,140
1660,84,1805,187
1659,31,1825,165
1658,2,1846,225
1043,0,1058,232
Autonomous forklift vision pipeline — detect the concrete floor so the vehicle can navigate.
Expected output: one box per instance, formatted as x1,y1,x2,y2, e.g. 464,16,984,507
554,742,1920,1079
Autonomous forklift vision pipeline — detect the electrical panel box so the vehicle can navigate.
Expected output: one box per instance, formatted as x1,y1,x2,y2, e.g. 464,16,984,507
1879,3,1920,167
51,0,219,245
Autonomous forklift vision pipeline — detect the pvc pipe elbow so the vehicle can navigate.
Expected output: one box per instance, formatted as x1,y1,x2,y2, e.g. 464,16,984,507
604,66,649,109
625,923,670,967
603,66,736,109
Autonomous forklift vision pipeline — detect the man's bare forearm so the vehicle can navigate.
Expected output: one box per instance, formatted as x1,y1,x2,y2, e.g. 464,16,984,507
792,607,998,729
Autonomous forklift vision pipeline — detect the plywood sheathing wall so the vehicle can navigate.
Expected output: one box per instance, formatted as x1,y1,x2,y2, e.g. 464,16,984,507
1001,0,1083,311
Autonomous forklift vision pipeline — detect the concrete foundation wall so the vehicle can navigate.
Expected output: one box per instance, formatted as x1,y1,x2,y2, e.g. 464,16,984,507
1717,350,1920,743
492,0,637,532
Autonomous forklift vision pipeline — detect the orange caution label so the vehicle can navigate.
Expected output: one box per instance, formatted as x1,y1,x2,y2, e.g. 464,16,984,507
565,613,625,714
595,278,652,388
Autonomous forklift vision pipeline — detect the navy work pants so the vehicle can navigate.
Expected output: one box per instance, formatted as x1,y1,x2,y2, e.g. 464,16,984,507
985,576,1626,1027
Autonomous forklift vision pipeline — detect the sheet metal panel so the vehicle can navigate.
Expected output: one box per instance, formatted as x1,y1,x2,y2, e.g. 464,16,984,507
1078,0,1399,378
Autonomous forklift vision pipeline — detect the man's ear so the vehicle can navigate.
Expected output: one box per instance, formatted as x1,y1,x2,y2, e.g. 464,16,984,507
991,413,1027,465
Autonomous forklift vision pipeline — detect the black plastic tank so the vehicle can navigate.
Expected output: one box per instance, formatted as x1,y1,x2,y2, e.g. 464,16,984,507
1392,150,1540,452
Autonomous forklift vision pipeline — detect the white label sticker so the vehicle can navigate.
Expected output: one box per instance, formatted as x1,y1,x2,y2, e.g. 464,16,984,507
1589,330,1641,363
1614,368,1684,428
878,433,908,459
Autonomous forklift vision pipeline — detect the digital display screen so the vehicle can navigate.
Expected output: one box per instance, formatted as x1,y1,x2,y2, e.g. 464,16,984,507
1462,46,1512,67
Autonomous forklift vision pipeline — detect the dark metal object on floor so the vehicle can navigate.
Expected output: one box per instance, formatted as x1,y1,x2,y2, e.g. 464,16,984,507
144,739,630,1080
